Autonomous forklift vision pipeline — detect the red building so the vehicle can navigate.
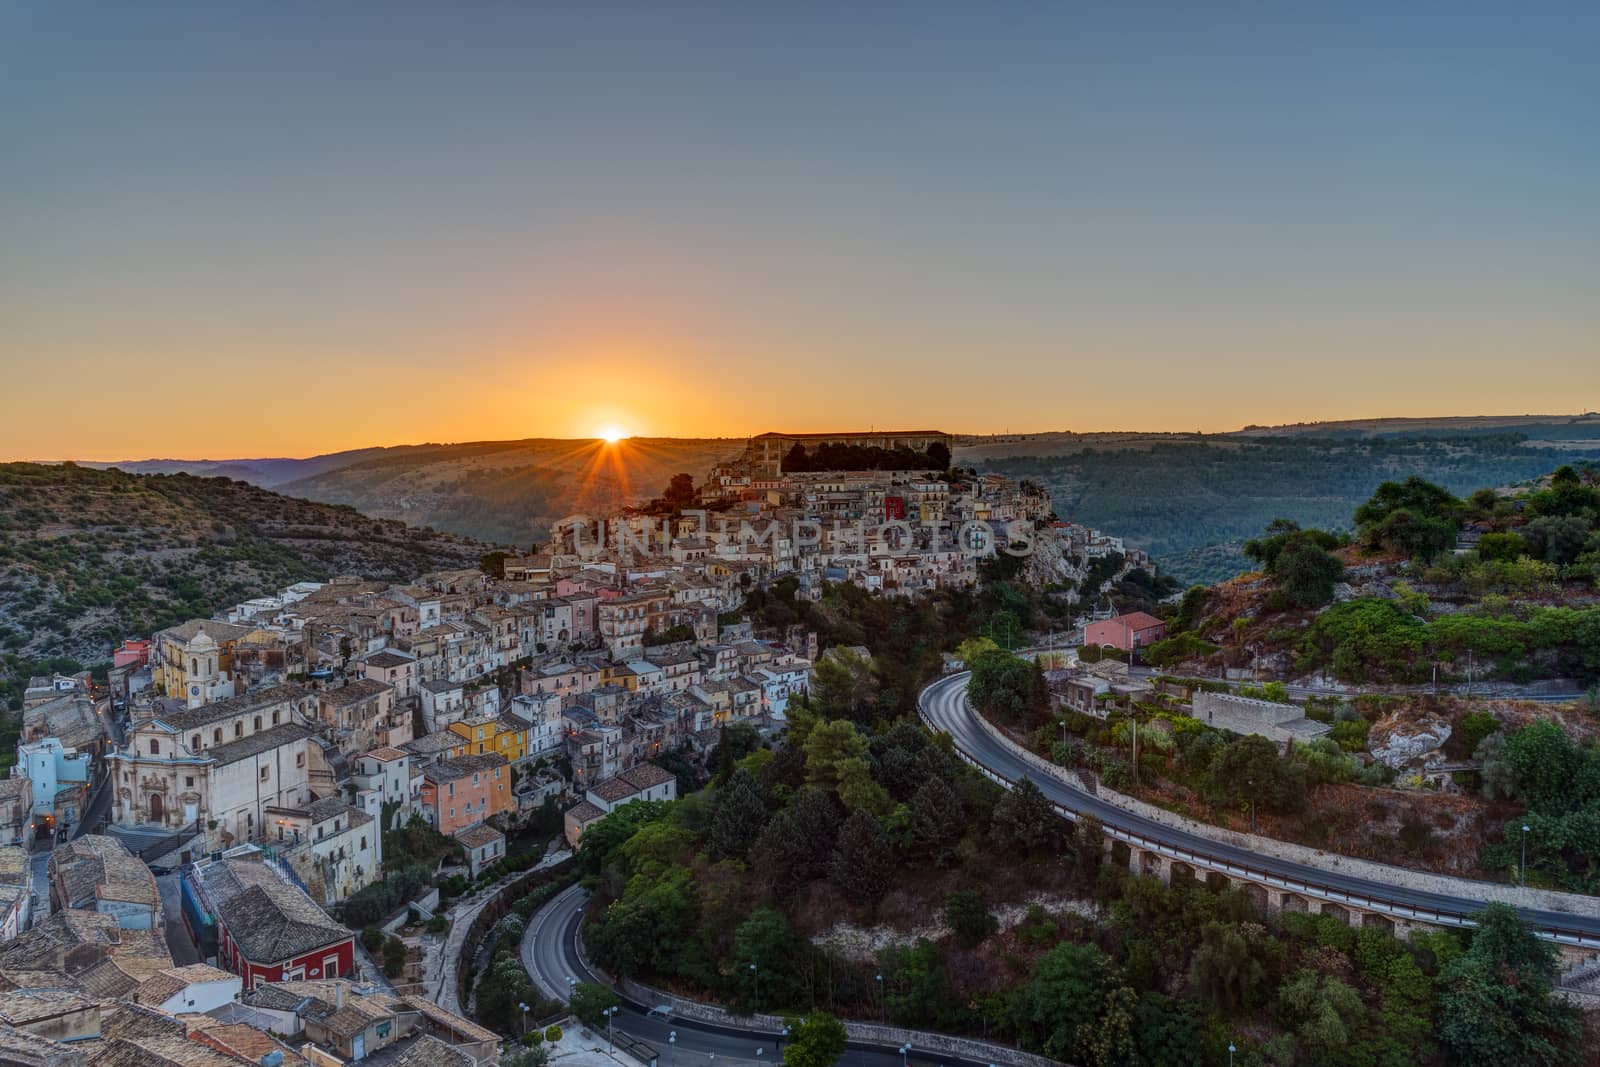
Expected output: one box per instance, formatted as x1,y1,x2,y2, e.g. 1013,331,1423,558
883,495,907,521
1084,612,1167,653
190,849,354,990
112,638,151,670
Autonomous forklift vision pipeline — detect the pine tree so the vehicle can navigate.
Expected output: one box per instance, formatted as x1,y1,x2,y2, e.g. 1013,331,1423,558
990,776,1059,854
707,770,767,860
830,809,891,903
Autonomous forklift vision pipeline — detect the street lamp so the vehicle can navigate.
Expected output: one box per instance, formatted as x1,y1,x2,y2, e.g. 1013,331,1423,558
749,961,759,1008
899,1043,911,1067
779,1026,790,1062
875,973,884,1024
518,1001,528,1037
669,1032,677,1067
1228,1043,1236,1067
1058,719,1067,746
601,1006,618,1053
1522,824,1531,885
1247,778,1256,834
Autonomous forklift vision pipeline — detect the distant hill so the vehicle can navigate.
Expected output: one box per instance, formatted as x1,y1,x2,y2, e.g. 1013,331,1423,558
88,437,745,547
0,463,494,667
967,424,1600,585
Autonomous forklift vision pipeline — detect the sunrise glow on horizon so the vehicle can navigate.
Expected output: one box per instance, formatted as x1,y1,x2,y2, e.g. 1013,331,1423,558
2,4,1596,462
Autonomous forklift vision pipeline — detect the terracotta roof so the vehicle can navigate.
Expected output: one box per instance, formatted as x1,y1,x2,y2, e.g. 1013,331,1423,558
198,856,350,966
454,824,503,849
50,834,159,911
208,721,318,767
365,746,408,762
565,800,604,824
158,684,310,732
619,762,675,790
319,679,392,707
425,752,505,783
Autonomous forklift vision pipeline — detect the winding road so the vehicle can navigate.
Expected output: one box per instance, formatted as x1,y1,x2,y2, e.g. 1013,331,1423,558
518,670,1600,1067
919,671,1600,946
522,884,1006,1067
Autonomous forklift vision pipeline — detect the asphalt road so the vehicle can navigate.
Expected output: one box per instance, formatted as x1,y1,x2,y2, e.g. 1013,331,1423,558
920,671,1600,944
523,885,1003,1067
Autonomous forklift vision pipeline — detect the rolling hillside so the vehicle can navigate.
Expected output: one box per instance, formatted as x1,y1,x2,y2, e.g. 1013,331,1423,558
0,463,494,669
91,437,744,547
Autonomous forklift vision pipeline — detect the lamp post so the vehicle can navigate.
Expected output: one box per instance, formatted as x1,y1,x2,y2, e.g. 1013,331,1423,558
749,961,759,1009
1058,719,1067,746
602,1006,617,1053
875,973,884,1023
1228,1043,1236,1066
899,1044,911,1067
779,1026,790,1062
518,1001,528,1038
1522,824,1531,885
669,1032,677,1067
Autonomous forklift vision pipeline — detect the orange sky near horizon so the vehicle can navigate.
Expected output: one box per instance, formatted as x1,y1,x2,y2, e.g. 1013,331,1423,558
5,6,1597,463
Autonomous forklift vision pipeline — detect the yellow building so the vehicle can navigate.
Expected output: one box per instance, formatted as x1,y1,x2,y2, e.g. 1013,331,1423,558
152,620,251,708
447,714,530,764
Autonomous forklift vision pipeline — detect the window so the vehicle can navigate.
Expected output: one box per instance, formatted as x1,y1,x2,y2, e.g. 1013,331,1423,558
272,710,280,725
234,722,243,738
149,739,159,755
253,716,262,731
260,766,270,781
214,728,222,744
360,835,366,849
185,776,195,788
296,752,305,768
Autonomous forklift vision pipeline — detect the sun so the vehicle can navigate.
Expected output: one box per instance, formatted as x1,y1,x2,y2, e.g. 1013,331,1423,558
598,425,628,444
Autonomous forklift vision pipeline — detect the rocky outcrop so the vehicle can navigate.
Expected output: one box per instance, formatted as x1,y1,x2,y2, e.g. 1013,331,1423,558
1369,710,1452,770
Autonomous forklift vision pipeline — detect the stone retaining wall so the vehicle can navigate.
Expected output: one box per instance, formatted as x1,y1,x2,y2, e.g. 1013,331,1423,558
957,698,1600,922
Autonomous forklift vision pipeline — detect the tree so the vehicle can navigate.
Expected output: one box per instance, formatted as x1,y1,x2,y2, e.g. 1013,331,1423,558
783,1012,848,1067
990,777,1059,854
1186,921,1270,1014
1522,515,1592,565
750,788,842,896
1275,969,1365,1062
543,1025,563,1044
1274,537,1345,609
804,719,870,791
967,648,1046,727
1437,904,1580,1066
908,775,965,862
926,441,952,470
568,982,619,1028
1006,942,1114,1060
1209,735,1306,815
943,890,997,948
811,647,878,724
662,472,696,509
1502,719,1582,814
707,770,768,860
732,908,801,1011
480,550,509,578
830,809,892,904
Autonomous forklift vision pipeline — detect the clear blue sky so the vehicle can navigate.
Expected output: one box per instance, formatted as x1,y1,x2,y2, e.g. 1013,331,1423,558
2,2,1596,458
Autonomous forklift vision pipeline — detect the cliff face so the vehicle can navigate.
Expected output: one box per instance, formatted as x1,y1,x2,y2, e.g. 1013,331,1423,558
0,463,491,665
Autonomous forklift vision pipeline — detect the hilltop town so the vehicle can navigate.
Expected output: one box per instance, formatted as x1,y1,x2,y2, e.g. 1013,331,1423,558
0,432,1160,1065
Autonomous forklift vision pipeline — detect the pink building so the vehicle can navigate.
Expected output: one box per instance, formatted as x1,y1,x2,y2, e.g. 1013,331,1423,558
1084,612,1167,653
